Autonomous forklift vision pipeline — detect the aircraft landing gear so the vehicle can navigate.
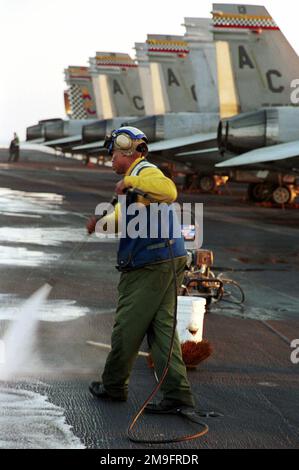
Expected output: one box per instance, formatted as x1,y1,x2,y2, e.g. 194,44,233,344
184,174,229,193
247,182,274,202
198,175,217,192
248,182,298,205
272,185,297,205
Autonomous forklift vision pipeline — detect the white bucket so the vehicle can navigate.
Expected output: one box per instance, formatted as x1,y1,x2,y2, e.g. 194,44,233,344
177,296,206,342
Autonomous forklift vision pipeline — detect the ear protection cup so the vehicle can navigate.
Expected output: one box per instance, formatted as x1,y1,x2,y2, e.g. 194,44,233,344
136,142,148,157
114,134,132,151
105,127,149,156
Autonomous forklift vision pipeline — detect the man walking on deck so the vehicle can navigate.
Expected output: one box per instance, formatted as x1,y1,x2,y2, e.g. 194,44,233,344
86,126,195,413
8,132,20,162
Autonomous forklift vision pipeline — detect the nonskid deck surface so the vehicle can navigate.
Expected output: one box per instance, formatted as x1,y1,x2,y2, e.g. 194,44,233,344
0,152,298,449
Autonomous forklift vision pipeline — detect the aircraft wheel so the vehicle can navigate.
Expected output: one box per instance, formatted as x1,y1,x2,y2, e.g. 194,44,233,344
198,175,216,192
248,183,273,202
272,186,295,205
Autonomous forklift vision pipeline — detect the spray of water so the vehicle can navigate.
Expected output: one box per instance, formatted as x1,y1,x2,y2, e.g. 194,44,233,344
0,284,87,448
0,283,52,381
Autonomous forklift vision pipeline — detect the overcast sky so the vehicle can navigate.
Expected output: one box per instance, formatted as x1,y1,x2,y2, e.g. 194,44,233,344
1,0,299,143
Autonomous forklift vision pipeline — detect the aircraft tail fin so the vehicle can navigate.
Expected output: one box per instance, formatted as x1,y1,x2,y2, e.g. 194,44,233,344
89,52,145,119
64,67,97,119
212,3,299,115
135,42,158,115
145,34,199,113
184,18,220,113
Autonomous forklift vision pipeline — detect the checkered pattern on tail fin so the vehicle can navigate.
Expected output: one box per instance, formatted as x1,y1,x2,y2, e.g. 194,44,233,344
68,84,87,119
213,12,279,30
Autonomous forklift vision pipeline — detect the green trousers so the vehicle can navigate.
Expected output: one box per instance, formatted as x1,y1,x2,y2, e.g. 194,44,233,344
102,256,195,407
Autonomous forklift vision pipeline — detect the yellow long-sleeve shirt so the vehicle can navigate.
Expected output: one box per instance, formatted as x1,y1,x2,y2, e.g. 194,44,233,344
100,158,177,234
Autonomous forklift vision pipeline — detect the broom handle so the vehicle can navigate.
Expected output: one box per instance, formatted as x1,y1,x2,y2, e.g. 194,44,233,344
86,340,149,358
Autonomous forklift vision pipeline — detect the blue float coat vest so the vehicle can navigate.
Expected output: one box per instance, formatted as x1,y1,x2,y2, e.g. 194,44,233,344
117,160,187,271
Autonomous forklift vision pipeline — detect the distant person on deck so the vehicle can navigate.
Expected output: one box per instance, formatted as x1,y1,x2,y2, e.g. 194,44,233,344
8,133,20,162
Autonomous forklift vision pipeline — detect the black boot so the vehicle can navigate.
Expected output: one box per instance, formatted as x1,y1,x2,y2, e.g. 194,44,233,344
144,399,194,414
89,382,127,402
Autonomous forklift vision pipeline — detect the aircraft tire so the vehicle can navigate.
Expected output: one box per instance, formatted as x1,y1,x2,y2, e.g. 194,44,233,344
248,183,274,202
198,175,216,192
272,185,296,205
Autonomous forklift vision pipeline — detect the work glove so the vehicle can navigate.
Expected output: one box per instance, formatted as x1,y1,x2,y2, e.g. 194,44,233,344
86,216,98,235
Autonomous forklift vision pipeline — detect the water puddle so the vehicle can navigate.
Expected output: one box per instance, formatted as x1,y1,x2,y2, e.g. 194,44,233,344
0,227,87,246
1,212,41,219
0,188,66,216
0,387,84,449
0,245,59,266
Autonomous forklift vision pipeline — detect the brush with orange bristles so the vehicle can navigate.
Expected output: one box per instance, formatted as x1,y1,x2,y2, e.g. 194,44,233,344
147,295,213,369
147,338,212,369
181,339,213,368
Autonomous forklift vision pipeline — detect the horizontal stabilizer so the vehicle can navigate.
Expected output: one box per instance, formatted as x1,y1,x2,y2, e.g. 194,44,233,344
19,143,64,156
73,140,104,151
45,135,82,146
216,140,299,167
27,138,45,144
149,133,216,152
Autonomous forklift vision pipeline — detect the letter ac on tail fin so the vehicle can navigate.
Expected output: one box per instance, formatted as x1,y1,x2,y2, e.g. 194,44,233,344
89,52,145,119
146,34,199,113
213,3,299,114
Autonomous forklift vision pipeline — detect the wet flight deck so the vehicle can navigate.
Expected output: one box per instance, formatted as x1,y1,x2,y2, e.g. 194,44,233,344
0,150,298,449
